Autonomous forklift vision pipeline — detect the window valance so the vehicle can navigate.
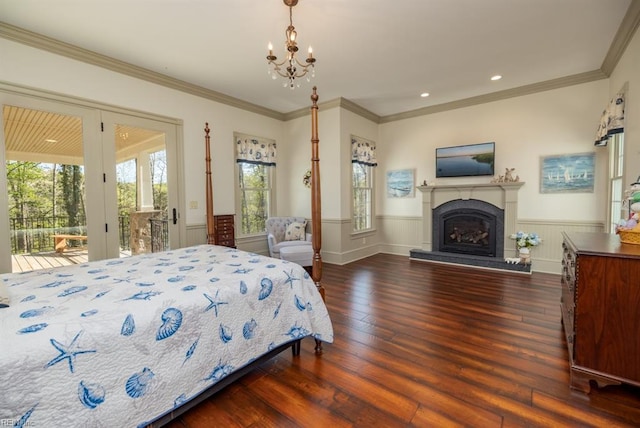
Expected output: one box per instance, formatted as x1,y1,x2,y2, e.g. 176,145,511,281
351,136,378,166
236,135,277,165
594,93,625,147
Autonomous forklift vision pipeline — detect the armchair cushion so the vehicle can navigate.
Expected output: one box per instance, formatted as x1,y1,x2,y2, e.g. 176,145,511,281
284,222,306,241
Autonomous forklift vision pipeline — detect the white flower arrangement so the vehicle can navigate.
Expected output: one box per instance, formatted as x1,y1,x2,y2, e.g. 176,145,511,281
510,231,542,249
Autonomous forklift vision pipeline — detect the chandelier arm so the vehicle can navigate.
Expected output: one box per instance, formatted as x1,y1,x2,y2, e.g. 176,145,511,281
291,66,313,78
268,58,289,68
269,64,295,79
293,56,314,68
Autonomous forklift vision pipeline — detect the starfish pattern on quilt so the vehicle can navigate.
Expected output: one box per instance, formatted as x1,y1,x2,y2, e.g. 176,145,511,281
283,269,300,288
45,330,96,373
203,290,228,317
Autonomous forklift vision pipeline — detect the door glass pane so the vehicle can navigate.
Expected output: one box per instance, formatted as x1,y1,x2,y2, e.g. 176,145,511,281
114,124,168,256
3,105,88,273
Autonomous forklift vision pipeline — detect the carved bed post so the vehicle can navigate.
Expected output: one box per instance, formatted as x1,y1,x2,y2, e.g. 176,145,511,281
310,88,324,354
205,123,216,245
310,87,323,299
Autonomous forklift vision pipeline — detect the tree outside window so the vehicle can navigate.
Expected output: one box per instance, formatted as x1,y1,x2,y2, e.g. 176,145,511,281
238,162,272,235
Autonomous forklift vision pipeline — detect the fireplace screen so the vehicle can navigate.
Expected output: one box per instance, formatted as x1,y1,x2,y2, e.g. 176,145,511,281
440,211,496,257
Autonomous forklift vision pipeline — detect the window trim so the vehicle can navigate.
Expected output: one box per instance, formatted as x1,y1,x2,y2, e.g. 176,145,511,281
607,133,624,233
351,161,375,233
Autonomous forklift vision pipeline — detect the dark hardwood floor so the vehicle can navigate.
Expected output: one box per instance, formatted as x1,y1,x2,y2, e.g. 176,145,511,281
163,254,640,427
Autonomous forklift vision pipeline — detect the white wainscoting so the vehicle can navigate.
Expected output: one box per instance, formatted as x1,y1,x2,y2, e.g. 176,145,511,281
187,217,604,274
377,215,422,256
513,219,604,273
186,224,207,246
375,216,604,274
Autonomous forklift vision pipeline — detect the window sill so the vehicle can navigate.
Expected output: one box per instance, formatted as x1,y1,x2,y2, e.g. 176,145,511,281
350,229,377,239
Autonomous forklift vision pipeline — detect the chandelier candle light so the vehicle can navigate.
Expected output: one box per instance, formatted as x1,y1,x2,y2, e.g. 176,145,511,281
267,0,316,89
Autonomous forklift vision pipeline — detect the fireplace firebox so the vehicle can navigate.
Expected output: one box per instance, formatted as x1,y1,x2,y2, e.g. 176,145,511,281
433,199,504,258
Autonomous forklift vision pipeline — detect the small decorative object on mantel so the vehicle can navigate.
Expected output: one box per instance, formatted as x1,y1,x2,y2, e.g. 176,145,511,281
303,169,312,188
491,167,520,183
509,231,542,264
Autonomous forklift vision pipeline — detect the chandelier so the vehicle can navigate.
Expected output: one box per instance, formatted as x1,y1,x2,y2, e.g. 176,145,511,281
266,0,316,89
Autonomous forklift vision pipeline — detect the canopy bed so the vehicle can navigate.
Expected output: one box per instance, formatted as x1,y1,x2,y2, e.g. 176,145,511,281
0,88,331,427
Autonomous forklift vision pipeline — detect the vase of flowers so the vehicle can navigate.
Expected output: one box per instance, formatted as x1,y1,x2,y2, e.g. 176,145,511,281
510,231,541,263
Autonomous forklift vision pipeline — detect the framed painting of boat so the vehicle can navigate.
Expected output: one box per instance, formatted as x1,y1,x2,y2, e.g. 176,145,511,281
540,152,595,193
387,168,415,198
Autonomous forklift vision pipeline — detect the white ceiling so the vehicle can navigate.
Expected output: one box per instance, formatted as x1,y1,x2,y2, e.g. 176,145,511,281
0,0,635,117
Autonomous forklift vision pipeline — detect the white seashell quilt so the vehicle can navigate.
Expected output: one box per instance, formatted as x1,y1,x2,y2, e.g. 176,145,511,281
0,245,333,427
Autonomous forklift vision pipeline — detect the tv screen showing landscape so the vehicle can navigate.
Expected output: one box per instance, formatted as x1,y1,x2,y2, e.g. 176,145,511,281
435,142,495,178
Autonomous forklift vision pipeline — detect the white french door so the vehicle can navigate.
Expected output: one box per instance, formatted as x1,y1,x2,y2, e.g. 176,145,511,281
100,111,181,259
0,88,182,273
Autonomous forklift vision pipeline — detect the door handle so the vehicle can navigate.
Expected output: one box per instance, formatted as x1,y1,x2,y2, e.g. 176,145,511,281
172,208,177,225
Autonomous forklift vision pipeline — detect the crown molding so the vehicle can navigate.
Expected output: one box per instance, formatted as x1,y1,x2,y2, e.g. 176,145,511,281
0,22,286,121
379,70,607,124
283,97,381,122
338,98,381,123
601,0,640,76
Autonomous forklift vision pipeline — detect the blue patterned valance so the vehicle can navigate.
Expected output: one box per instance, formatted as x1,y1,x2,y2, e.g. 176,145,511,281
594,93,625,147
351,135,378,166
236,134,277,166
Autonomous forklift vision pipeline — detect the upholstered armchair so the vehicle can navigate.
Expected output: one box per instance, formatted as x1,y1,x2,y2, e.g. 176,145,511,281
265,217,312,259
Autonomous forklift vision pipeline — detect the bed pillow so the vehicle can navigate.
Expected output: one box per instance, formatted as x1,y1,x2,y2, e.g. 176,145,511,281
0,281,9,308
284,222,306,241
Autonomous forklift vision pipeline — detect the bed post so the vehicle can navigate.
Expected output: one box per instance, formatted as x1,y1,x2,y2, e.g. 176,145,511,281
310,87,324,354
205,123,216,245
310,87,323,297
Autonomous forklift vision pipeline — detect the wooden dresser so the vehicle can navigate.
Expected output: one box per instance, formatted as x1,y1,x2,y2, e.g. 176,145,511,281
561,232,640,392
213,214,236,248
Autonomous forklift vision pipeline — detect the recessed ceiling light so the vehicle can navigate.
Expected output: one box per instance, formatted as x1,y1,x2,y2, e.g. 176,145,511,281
45,139,57,143
491,75,502,81
420,92,430,98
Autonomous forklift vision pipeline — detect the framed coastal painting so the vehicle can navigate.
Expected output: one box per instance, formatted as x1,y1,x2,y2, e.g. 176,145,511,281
386,169,415,198
540,152,595,193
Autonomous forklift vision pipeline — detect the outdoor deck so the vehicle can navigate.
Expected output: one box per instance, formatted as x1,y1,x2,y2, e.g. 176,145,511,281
11,249,132,273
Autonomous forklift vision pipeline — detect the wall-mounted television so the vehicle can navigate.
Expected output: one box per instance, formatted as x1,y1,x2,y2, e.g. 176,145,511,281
435,142,495,178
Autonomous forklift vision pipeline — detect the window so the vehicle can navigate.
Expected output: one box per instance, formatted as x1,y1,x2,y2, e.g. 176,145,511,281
234,133,276,236
237,163,272,235
608,133,624,233
351,135,377,232
353,163,373,231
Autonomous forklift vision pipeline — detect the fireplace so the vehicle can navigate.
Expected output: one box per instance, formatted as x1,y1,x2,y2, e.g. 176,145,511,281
433,199,503,258
411,182,528,273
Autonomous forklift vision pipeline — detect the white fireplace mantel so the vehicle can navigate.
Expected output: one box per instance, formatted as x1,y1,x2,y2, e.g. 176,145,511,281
417,182,524,253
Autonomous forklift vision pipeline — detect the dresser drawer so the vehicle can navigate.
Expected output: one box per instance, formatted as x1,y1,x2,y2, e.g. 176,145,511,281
560,281,574,339
216,224,234,232
217,239,236,248
213,215,236,248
